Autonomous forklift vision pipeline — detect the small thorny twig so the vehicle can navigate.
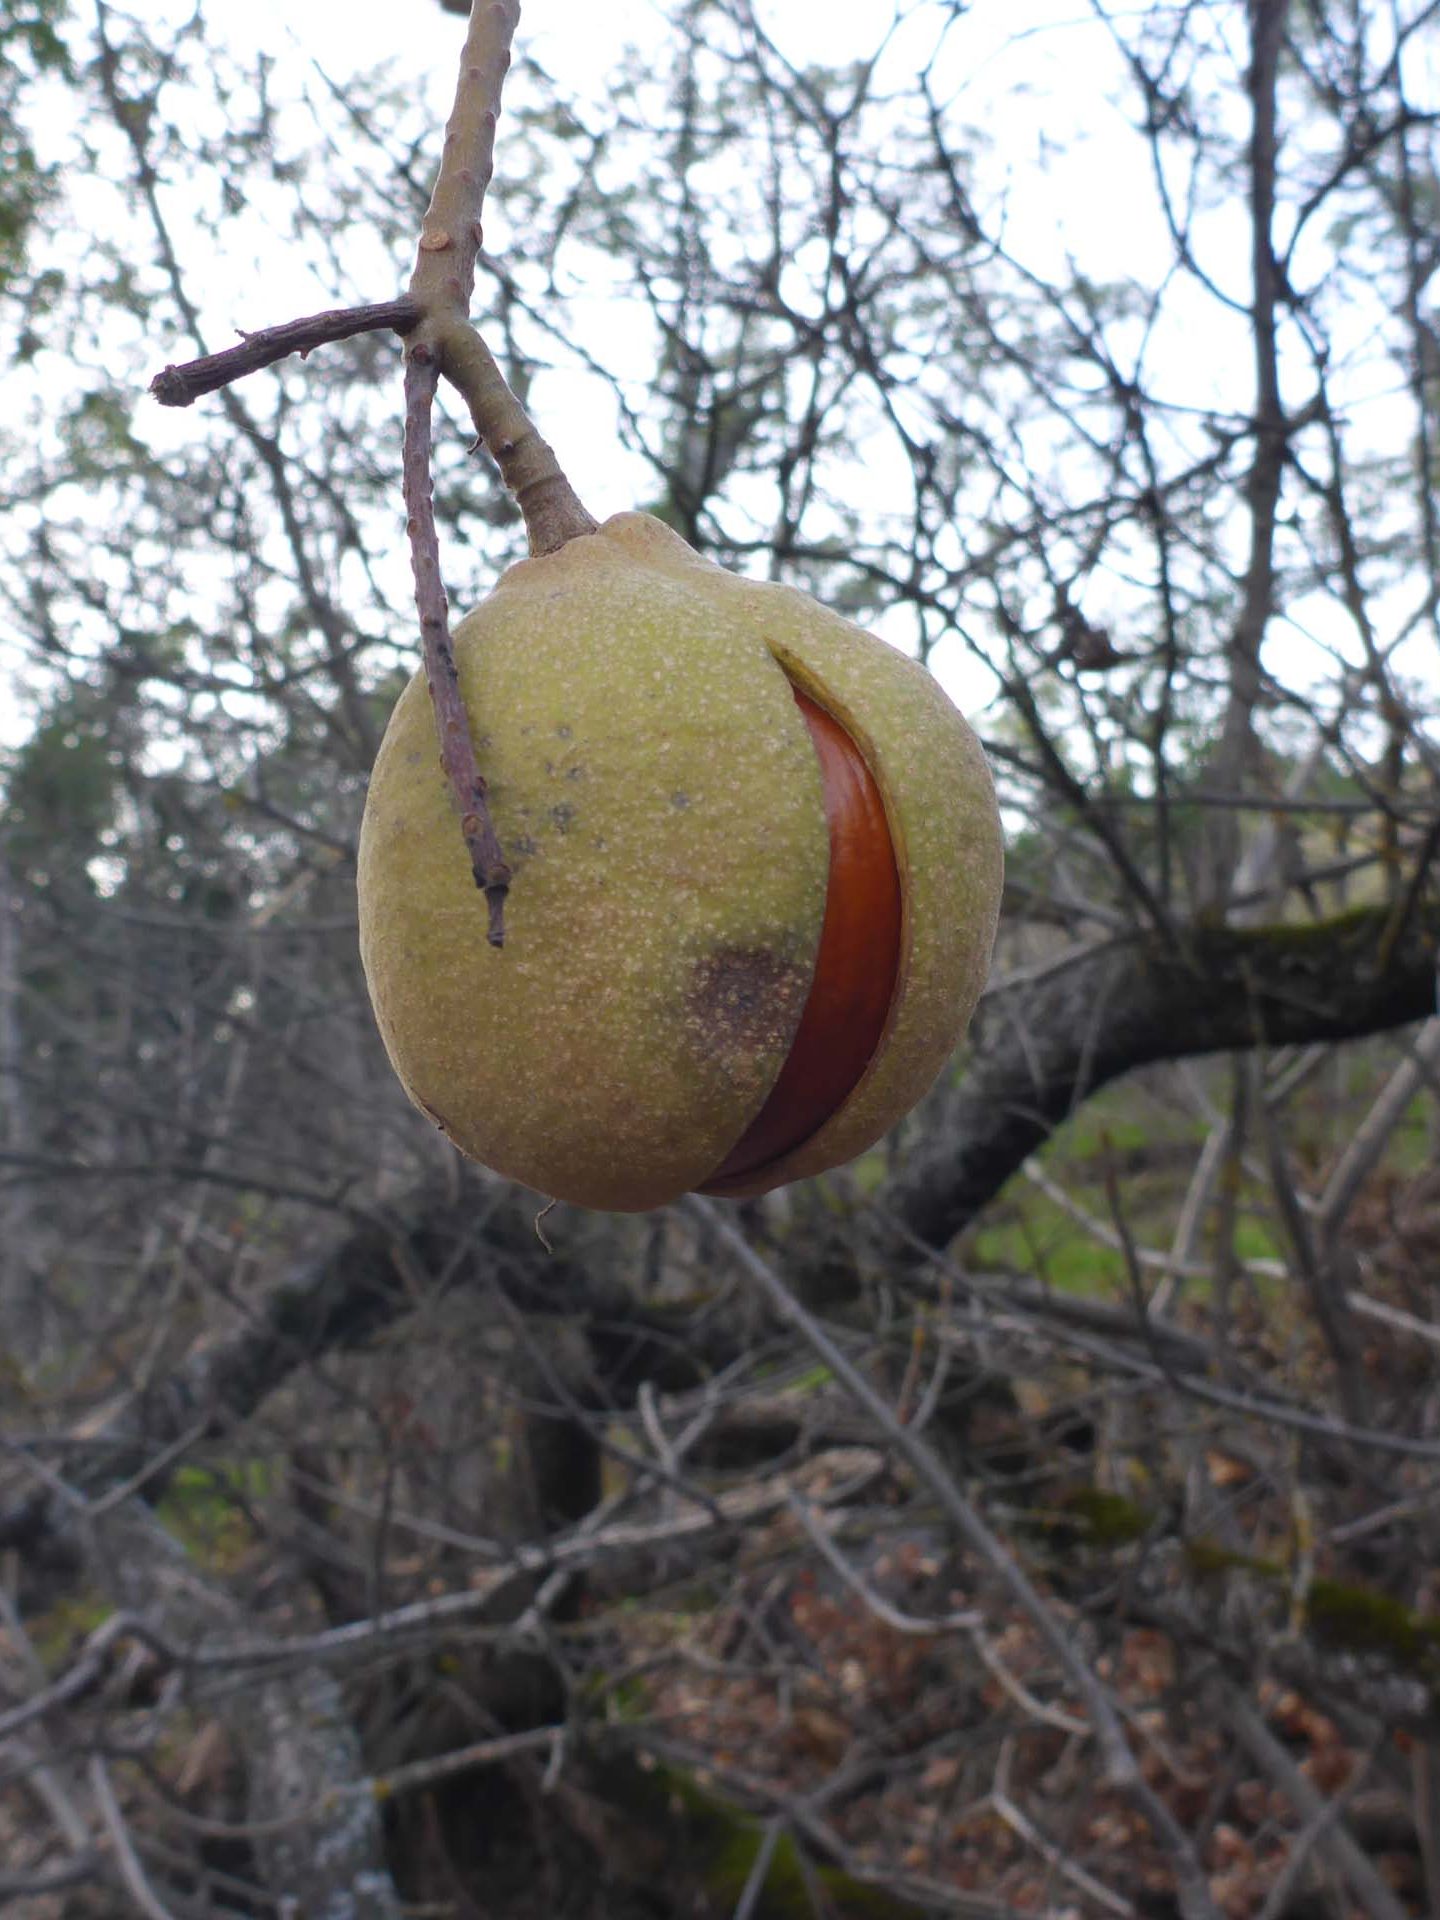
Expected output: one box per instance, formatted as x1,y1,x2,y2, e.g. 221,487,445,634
403,350,511,942
148,299,421,406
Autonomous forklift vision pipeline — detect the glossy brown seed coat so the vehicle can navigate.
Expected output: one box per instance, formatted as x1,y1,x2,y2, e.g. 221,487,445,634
702,685,903,1191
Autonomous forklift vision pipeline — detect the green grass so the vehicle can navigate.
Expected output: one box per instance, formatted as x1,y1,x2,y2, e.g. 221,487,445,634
157,1458,274,1568
961,1077,1323,1299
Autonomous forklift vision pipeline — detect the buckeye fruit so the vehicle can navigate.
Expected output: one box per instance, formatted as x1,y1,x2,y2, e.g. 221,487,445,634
358,512,1002,1211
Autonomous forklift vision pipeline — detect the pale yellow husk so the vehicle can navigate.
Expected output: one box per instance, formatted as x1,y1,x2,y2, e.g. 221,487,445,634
357,512,1003,1212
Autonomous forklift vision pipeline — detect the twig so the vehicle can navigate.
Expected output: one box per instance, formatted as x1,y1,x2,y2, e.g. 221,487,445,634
1253,1746,1371,1920
1025,1155,1286,1284
408,0,520,319
641,1733,1023,1920
1227,1695,1409,1920
435,323,598,555
89,1754,184,1920
990,1739,1136,1917
149,299,420,406
731,1815,785,1920
787,1492,982,1638
692,1198,1222,1920
403,349,511,944
0,1609,174,1741
969,1627,1091,1738
129,1726,563,1842
0,1588,94,1856
1344,1289,1440,1349
1412,1735,1440,1920
393,0,595,942
1256,1093,1370,1430
1318,1018,1440,1236
0,1457,875,1739
0,1855,103,1898
404,0,595,557
900,1217,1440,1462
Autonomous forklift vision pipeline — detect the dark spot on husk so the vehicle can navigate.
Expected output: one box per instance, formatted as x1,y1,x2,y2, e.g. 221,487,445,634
550,803,575,834
686,946,809,1074
671,791,690,809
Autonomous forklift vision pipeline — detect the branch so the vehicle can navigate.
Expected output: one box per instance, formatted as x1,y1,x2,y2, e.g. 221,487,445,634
887,900,1440,1257
0,1453,877,1746
409,0,516,317
437,321,598,556
1228,1696,1411,1920
404,349,511,942
395,0,594,940
148,299,421,407
89,1756,182,1920
406,0,595,554
1200,0,1288,906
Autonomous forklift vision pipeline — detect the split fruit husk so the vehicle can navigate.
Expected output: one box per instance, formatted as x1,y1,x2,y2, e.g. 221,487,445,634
357,511,1003,1212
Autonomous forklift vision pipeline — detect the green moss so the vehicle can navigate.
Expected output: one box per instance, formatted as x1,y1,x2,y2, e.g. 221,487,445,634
608,1753,926,1917
157,1458,273,1568
1058,1487,1154,1546
1183,1540,1280,1579
1182,1545,1440,1686
1307,1579,1440,1675
27,1592,112,1668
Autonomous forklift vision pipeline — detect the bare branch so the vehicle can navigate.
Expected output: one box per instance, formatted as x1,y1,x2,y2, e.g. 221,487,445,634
888,901,1440,1257
1228,1696,1411,1920
408,0,521,318
89,1754,184,1920
148,299,421,406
